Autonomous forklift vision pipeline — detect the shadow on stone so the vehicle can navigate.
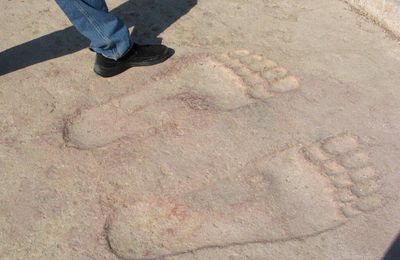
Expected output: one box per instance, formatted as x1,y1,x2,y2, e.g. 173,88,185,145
0,0,197,76
384,233,400,260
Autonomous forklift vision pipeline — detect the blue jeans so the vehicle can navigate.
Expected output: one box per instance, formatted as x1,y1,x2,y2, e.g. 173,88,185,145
55,0,132,60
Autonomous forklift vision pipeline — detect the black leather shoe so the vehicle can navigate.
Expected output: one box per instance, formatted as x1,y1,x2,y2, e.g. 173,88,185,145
94,43,174,77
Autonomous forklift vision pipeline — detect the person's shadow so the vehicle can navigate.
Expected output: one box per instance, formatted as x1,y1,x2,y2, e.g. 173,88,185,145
384,233,400,260
0,0,197,76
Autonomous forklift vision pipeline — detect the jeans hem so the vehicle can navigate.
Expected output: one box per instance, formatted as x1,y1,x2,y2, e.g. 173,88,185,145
73,0,119,59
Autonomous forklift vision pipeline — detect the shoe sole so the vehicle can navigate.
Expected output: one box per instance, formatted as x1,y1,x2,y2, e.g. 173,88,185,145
93,48,175,78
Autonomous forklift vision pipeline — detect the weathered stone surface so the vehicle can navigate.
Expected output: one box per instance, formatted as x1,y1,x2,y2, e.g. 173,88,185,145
341,204,362,217
0,0,399,259
324,160,347,176
332,174,353,188
322,135,359,155
106,146,344,259
340,151,370,169
349,167,378,183
338,189,356,203
66,57,260,149
261,67,288,82
346,0,400,37
270,76,301,93
66,52,303,150
303,144,330,163
354,194,385,212
247,59,278,72
351,181,381,197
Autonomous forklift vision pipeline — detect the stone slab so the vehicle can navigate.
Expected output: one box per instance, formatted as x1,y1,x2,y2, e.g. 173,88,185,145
345,0,400,37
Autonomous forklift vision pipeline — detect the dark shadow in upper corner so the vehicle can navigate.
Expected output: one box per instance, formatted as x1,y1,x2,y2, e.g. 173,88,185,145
0,0,197,76
384,233,400,260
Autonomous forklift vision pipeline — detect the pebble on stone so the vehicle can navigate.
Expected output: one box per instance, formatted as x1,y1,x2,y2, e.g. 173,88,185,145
229,49,250,59
349,167,378,183
270,76,300,93
354,194,384,212
323,160,347,176
303,145,330,162
351,181,380,197
340,151,370,169
322,135,359,155
261,67,288,82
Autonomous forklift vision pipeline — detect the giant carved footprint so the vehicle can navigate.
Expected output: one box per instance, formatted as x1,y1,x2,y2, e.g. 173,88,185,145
65,50,300,149
105,134,385,259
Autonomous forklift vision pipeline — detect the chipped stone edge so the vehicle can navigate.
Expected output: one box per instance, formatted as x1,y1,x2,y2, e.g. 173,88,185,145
343,0,400,39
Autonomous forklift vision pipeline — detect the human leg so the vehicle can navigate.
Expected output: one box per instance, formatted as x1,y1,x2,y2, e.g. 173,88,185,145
55,0,131,60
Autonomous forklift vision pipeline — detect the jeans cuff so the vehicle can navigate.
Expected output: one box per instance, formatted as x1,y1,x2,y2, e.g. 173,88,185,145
91,37,132,60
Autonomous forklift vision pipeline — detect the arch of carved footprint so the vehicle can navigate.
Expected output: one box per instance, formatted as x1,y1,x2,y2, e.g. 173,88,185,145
65,50,300,150
105,134,384,260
